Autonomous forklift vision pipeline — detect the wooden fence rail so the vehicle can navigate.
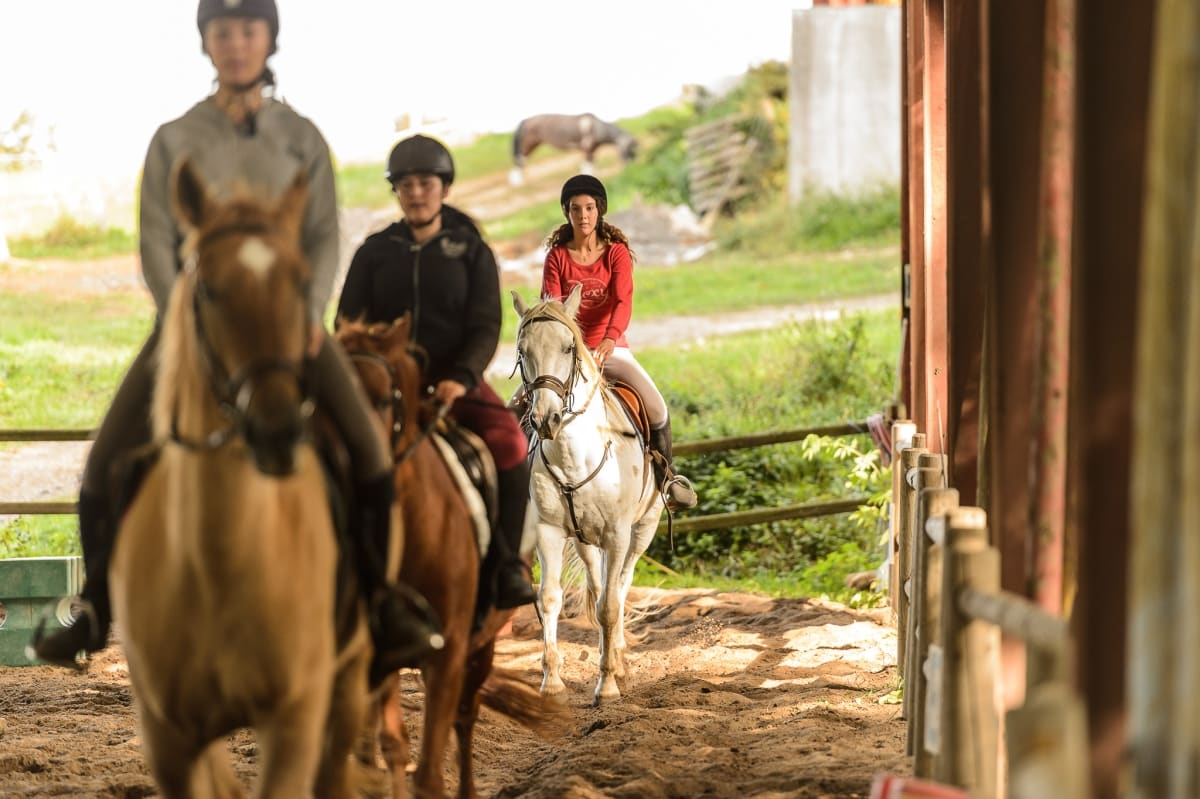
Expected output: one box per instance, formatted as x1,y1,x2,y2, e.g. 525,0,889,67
2,423,878,528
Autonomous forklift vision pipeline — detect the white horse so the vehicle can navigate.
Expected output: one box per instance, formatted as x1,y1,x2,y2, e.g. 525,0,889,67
511,285,664,706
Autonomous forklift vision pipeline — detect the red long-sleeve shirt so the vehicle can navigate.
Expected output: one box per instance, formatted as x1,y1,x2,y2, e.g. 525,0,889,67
541,242,633,349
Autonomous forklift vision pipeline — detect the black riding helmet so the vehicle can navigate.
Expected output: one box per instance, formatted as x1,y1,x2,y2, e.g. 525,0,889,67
386,135,455,186
197,0,280,54
560,174,607,217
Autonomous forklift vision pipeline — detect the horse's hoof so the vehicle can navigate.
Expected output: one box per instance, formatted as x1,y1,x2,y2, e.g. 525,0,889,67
593,681,621,707
592,690,621,708
540,680,567,702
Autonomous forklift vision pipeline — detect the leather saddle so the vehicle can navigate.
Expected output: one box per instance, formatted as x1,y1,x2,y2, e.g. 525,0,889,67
608,379,652,445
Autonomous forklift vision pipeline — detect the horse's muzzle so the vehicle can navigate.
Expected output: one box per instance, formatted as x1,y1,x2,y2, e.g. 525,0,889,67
243,406,307,477
535,410,563,442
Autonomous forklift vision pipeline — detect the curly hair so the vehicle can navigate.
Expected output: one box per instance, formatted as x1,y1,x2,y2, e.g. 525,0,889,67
543,219,637,263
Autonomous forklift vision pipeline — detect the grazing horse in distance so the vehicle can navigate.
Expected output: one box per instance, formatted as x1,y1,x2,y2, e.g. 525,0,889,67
110,160,370,798
512,285,664,706
336,316,567,799
510,112,638,185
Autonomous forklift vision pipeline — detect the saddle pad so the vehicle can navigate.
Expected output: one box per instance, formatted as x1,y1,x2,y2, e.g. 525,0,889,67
609,380,651,443
430,433,492,557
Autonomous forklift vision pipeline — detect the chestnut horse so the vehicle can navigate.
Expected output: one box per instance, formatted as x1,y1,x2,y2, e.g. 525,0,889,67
336,317,564,799
509,112,638,185
109,162,370,798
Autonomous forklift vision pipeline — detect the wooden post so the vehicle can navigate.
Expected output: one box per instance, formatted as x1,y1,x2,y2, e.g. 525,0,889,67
936,506,1000,798
907,479,958,764
890,420,918,613
903,454,948,733
896,436,928,686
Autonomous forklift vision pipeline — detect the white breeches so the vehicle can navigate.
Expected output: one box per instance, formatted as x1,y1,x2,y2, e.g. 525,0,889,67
601,347,667,427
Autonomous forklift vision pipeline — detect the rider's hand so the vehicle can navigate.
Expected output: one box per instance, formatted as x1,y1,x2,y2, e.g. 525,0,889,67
433,379,467,408
592,337,616,367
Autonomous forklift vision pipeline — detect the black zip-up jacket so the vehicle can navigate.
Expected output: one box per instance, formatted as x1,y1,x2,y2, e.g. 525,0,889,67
337,205,501,391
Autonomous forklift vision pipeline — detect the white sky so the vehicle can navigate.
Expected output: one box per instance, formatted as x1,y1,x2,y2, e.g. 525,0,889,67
0,1,809,181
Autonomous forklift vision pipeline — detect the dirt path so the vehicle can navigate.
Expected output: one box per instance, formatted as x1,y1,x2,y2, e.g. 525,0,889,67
0,588,905,798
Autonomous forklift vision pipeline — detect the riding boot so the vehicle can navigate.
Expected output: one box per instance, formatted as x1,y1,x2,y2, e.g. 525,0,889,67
649,418,698,512
490,463,537,610
29,491,114,667
354,473,445,686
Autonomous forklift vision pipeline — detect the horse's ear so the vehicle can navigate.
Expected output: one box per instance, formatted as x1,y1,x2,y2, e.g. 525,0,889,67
172,158,211,232
511,289,530,317
391,313,412,343
564,283,583,319
275,171,309,240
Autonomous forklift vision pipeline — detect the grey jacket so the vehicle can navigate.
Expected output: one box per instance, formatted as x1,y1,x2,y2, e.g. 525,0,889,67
138,96,339,323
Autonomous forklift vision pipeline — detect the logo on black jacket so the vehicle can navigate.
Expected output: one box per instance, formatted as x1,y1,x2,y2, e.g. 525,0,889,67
440,239,468,259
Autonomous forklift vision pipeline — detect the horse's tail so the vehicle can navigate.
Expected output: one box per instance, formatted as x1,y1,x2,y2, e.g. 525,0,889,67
561,544,600,627
512,118,528,166
479,666,572,739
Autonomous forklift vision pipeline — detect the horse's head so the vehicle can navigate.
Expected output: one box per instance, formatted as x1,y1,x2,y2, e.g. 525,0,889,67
335,314,422,451
166,158,313,476
512,284,594,441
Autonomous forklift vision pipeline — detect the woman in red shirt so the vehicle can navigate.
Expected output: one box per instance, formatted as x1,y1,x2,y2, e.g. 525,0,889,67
540,174,697,511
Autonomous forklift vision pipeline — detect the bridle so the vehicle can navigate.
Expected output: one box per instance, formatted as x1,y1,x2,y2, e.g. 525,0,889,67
349,350,406,452
515,312,599,421
170,245,312,452
348,346,442,465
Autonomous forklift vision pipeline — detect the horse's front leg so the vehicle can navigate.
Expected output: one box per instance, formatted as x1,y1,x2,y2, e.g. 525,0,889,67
315,646,370,799
255,691,332,799
414,637,467,799
594,535,633,707
536,524,568,698
136,706,212,799
454,640,496,799
376,674,410,799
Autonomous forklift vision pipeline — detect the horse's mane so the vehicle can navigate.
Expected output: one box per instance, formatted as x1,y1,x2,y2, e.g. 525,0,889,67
152,265,201,442
518,298,602,379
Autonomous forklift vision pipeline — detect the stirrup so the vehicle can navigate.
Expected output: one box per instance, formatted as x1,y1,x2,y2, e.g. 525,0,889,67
27,599,107,669
367,582,445,684
494,561,537,610
663,474,698,511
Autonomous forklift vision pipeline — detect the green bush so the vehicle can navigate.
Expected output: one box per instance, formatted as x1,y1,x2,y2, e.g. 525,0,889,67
0,516,78,559
642,313,896,597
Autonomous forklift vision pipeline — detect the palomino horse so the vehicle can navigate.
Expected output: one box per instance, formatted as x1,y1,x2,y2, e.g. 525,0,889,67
109,161,370,798
512,285,664,706
336,316,564,799
509,112,638,185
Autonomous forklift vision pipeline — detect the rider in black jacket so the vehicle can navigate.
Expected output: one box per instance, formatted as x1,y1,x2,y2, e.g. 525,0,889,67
338,134,537,615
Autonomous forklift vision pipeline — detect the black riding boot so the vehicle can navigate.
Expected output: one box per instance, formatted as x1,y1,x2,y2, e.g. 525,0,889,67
649,418,698,511
490,463,537,610
355,474,444,686
30,491,114,667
